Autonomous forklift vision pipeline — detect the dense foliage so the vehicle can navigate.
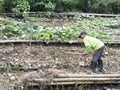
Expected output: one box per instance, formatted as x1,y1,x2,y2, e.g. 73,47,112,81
12,0,30,18
0,0,120,15
0,15,120,43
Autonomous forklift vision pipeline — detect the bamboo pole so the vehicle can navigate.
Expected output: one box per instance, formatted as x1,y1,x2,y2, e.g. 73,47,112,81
57,74,120,78
32,78,120,82
28,80,120,86
0,40,120,44
1,12,120,17
28,74,120,86
51,81,120,85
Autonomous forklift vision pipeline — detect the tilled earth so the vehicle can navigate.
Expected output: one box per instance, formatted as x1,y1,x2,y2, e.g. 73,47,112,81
0,43,120,90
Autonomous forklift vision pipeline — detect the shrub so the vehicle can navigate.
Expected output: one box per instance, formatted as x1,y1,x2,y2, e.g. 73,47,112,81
91,0,120,14
12,0,30,18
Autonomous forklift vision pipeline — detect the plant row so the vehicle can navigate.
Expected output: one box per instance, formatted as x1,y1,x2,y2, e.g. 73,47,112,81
0,16,120,43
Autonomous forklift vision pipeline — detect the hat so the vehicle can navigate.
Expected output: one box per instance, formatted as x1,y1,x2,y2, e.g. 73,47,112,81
79,31,87,38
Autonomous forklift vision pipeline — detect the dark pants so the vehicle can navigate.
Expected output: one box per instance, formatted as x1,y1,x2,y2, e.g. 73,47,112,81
91,46,104,72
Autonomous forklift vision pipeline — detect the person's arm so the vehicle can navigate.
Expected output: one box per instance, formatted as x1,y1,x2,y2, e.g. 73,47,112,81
83,39,91,54
84,45,91,54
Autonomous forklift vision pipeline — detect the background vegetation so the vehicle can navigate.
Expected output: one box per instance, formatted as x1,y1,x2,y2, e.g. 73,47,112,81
0,0,120,14
0,0,120,42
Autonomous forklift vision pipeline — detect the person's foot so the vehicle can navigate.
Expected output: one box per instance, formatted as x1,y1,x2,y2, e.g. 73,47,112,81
98,68,106,74
90,71,96,74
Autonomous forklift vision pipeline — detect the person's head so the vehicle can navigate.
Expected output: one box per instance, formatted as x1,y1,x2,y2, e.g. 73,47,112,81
79,31,87,39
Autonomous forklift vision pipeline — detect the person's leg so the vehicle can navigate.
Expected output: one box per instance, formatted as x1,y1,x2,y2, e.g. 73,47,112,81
90,60,97,72
91,50,98,72
97,47,104,71
98,58,103,71
91,46,104,72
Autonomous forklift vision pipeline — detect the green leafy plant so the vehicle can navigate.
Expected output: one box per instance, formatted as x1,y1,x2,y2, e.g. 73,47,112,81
12,0,30,18
0,16,120,42
2,21,22,38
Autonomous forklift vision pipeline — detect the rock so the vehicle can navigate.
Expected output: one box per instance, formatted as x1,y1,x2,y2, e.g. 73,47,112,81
104,52,108,55
103,87,111,90
1,58,5,60
3,36,8,39
79,61,88,67
7,73,13,77
9,76,16,81
55,58,59,61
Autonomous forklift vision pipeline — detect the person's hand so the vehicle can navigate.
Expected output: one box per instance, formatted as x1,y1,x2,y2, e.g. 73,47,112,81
82,53,87,56
90,50,94,55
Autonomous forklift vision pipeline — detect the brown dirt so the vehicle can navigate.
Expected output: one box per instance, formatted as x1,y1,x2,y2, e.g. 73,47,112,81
0,43,120,90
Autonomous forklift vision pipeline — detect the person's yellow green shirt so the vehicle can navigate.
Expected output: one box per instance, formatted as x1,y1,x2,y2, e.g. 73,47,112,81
83,36,104,54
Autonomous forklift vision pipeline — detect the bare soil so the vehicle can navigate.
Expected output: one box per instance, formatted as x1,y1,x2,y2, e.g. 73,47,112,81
0,43,120,90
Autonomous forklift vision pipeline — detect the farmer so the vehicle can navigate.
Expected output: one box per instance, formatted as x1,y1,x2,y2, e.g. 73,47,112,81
79,31,105,73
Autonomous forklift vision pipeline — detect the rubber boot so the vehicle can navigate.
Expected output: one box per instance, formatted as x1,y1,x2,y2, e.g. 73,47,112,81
90,60,97,72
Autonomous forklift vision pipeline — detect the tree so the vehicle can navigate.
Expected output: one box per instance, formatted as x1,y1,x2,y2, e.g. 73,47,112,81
3,0,16,12
0,0,4,12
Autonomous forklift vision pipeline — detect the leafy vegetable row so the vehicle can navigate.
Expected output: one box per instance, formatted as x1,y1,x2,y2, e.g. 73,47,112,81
0,16,120,43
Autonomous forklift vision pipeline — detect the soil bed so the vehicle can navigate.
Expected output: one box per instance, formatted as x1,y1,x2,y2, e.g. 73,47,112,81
0,43,120,90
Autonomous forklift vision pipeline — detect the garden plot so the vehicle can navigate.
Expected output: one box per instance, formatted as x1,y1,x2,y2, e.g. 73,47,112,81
0,15,120,90
0,43,120,90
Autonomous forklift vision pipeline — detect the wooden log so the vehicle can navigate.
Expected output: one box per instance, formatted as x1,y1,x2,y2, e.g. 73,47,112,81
54,12,120,17
0,12,120,17
28,74,120,86
32,78,120,82
51,80,120,85
28,80,120,86
57,74,120,78
0,40,120,45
